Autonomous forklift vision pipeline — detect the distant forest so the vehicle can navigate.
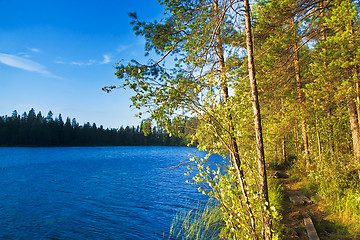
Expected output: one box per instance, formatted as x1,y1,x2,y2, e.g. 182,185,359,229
0,108,185,147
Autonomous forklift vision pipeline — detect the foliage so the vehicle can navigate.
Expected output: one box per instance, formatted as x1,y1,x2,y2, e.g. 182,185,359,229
253,0,360,236
0,108,185,147
183,152,282,239
106,0,360,238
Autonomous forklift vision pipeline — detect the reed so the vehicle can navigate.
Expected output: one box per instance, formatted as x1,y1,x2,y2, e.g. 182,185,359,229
168,201,225,240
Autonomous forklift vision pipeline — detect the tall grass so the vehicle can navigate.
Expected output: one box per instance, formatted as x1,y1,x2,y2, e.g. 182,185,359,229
168,176,285,240
168,201,225,240
291,153,360,238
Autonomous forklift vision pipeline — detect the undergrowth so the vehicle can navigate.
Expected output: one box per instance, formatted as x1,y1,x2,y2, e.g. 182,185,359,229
290,154,360,239
168,171,285,239
168,201,224,240
268,176,285,238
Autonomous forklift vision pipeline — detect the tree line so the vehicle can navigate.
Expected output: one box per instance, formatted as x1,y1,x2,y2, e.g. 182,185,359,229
0,108,187,147
105,0,360,239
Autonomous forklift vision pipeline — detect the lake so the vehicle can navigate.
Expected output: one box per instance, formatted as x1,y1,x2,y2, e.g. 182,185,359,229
0,146,223,239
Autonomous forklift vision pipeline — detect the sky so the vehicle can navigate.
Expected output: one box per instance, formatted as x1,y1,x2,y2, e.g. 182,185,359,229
0,0,165,129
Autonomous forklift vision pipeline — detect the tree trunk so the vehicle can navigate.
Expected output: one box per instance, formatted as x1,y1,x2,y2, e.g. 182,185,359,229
348,99,360,179
327,110,335,154
214,1,257,238
320,0,335,154
314,100,322,161
320,0,326,68
292,18,310,169
349,15,360,179
294,124,299,155
275,140,278,163
355,68,360,180
355,67,360,127
283,135,287,165
243,0,271,239
315,118,322,161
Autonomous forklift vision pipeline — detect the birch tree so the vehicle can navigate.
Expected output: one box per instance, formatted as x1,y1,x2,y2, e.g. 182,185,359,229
105,0,273,238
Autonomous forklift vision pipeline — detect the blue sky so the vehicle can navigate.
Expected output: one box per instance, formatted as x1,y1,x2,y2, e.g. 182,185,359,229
0,0,164,128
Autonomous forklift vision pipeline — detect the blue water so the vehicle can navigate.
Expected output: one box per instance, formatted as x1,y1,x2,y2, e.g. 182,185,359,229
0,146,223,239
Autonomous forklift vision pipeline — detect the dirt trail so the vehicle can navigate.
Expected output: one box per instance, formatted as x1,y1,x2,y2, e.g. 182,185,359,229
276,171,333,240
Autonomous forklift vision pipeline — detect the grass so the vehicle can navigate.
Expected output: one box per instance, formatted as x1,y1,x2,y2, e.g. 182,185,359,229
168,201,225,240
287,156,360,239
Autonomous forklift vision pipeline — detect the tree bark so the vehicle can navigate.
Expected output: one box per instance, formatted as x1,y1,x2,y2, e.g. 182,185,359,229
275,140,278,163
243,0,271,239
320,0,335,154
294,124,299,155
214,1,257,238
283,135,287,165
349,15,360,179
355,67,360,127
315,117,322,160
348,99,360,179
355,68,360,180
292,18,310,169
327,110,335,153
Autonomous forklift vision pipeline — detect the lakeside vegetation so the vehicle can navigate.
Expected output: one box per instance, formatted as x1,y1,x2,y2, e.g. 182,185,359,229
105,0,360,239
0,108,186,146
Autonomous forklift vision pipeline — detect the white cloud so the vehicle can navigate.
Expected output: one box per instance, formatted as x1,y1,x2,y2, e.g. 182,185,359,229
56,54,112,66
116,44,132,53
17,48,42,58
0,52,61,79
102,54,111,64
70,59,97,66
28,48,40,53
116,40,145,53
54,60,66,64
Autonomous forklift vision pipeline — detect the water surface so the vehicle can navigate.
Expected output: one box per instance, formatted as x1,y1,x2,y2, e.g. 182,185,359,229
0,146,222,239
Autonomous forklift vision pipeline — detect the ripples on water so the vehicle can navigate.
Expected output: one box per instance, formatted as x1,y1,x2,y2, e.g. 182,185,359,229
0,146,224,239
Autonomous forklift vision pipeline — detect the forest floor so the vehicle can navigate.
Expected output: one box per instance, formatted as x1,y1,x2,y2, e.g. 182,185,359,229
277,171,353,240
